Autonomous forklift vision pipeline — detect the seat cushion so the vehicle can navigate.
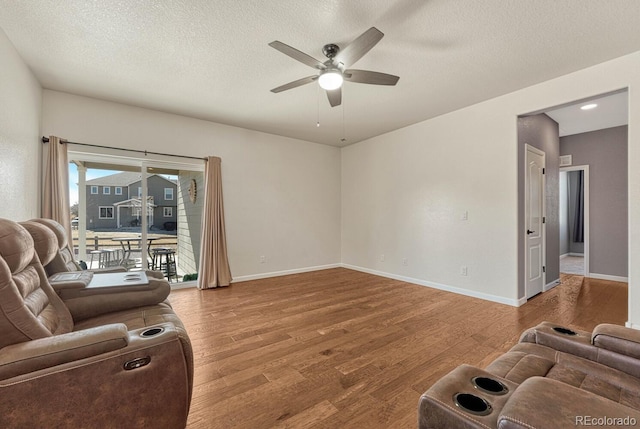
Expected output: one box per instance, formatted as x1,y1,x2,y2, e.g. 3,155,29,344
486,342,640,410
73,301,181,332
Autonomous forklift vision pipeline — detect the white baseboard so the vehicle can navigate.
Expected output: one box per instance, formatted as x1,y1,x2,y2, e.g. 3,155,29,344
341,263,522,307
626,322,640,330
232,263,341,283
560,254,569,259
544,279,560,292
588,272,628,283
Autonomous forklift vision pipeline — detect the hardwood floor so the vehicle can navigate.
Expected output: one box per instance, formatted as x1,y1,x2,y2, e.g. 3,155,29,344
169,268,628,429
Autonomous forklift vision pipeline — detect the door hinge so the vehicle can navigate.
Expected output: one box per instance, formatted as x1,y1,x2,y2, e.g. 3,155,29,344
543,217,546,223
542,266,546,273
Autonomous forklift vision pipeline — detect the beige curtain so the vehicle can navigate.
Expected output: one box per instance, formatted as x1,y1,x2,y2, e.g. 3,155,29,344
197,156,232,289
42,136,72,242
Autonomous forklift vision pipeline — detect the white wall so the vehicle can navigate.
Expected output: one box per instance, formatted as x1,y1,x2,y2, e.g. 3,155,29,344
0,29,42,220
342,50,640,325
42,91,341,279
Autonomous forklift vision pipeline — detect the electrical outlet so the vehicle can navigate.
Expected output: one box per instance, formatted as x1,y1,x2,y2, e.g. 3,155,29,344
461,210,468,221
460,266,468,276
260,255,266,264
380,254,385,262
402,258,408,266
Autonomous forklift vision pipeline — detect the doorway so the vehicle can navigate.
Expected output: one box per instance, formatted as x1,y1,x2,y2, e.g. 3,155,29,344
518,88,628,303
559,166,589,276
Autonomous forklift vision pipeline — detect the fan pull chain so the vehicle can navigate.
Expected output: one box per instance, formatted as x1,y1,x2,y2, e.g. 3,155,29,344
316,84,321,127
341,87,346,143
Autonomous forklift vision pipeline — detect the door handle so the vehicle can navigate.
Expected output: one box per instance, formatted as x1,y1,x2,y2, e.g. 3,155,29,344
527,229,535,235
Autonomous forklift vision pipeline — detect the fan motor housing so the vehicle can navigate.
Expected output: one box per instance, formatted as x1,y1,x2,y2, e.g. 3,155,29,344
322,43,340,59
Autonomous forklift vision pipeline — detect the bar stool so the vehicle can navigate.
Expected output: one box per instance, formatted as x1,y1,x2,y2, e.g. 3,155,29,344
88,249,108,269
151,248,178,282
101,248,119,267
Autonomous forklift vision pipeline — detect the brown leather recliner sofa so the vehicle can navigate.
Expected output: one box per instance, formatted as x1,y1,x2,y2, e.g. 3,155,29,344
28,217,165,281
0,218,193,428
419,322,640,428
29,217,127,275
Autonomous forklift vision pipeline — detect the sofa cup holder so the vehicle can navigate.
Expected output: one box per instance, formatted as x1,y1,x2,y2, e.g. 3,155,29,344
553,326,577,336
453,393,492,416
471,376,509,395
140,327,165,338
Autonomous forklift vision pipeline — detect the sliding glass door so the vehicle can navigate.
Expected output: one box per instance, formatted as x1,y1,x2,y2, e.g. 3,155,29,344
68,152,204,284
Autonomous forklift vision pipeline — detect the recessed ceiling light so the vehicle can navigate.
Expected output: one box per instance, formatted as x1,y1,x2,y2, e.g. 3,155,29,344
580,103,598,110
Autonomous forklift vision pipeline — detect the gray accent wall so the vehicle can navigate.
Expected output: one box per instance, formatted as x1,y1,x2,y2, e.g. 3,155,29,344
518,114,560,298
560,126,628,278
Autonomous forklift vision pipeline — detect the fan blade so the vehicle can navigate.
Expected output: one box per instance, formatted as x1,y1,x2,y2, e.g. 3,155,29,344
326,88,342,107
344,69,399,86
334,27,384,68
269,41,326,70
271,75,318,93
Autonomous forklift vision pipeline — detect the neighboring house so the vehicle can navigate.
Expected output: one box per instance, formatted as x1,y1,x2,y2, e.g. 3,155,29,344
85,172,177,230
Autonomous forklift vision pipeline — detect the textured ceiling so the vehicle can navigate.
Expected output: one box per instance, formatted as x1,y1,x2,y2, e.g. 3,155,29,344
1,0,640,147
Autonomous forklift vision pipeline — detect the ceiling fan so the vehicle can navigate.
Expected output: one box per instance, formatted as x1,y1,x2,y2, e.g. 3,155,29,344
269,27,399,107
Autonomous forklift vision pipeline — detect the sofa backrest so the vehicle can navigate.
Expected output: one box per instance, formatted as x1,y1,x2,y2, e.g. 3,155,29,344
30,218,81,275
0,219,73,349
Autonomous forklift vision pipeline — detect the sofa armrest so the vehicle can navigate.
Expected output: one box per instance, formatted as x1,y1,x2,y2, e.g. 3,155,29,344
418,365,519,429
0,324,129,380
0,322,192,429
519,321,596,360
57,274,171,322
498,377,640,429
592,324,640,359
48,271,94,291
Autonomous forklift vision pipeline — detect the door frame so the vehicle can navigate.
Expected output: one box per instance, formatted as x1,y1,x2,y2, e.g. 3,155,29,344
524,144,546,299
560,165,590,276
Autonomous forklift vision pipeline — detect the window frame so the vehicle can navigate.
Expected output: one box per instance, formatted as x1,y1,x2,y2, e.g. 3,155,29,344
115,186,122,195
164,187,174,201
90,186,98,194
98,206,114,219
163,207,173,217
103,186,111,195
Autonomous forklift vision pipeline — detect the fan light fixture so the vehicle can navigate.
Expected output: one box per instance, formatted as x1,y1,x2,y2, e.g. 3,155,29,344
318,69,343,90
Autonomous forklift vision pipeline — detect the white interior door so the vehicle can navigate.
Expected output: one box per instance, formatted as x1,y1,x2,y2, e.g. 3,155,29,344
525,144,545,298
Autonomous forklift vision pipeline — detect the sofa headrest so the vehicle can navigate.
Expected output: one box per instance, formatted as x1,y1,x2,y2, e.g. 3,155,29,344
30,218,68,249
19,221,58,266
0,218,36,274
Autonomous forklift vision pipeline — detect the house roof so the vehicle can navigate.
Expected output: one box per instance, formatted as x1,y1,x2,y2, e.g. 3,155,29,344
1,2,640,147
113,197,157,208
86,172,177,187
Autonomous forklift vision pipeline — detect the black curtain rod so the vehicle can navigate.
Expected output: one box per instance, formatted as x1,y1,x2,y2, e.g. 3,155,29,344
41,136,207,162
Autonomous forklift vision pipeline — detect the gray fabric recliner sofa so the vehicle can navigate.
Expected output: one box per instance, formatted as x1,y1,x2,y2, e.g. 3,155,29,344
0,218,193,428
419,321,640,428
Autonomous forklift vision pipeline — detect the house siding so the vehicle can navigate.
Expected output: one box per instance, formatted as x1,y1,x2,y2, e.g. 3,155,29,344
85,174,176,230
